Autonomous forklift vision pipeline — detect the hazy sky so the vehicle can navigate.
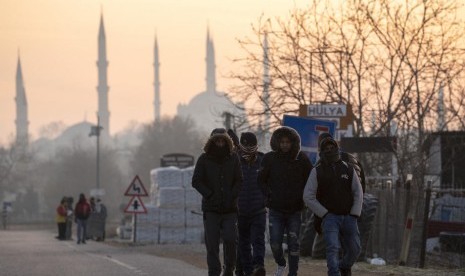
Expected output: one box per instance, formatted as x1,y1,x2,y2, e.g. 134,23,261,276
0,0,308,145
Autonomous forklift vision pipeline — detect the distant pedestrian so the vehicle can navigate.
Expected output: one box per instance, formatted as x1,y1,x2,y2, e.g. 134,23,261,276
258,126,313,276
192,128,243,276
236,132,266,276
96,198,107,241
89,197,96,212
74,193,91,244
65,196,74,240
303,135,363,276
1,202,9,230
56,198,67,240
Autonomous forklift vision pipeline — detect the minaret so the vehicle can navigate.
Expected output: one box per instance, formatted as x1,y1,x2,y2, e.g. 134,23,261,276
154,34,161,121
263,33,270,150
437,83,446,131
97,13,110,138
206,27,216,93
15,53,29,146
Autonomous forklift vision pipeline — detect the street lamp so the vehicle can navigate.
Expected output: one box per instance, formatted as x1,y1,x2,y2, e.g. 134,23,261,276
89,115,103,192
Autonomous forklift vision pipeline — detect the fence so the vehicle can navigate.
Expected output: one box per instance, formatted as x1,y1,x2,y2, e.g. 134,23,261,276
365,185,465,268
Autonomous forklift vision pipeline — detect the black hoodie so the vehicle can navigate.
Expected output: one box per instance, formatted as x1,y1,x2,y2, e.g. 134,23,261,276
258,126,313,213
192,132,243,213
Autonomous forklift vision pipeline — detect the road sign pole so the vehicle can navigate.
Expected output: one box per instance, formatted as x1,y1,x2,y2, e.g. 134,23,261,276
132,213,137,243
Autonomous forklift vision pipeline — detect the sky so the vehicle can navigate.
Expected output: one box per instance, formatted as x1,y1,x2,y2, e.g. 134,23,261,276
0,0,308,145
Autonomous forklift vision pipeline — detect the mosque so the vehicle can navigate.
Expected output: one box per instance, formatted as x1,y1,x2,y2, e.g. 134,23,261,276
13,14,243,157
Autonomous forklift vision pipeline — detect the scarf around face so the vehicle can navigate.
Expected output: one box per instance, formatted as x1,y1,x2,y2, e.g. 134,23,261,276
210,143,229,160
240,144,258,164
319,147,341,164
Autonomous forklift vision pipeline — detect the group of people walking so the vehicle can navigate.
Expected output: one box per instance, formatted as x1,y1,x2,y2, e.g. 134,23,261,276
192,127,363,276
55,194,107,244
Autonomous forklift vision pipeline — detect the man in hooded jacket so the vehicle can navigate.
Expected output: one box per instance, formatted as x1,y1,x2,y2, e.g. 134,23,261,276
192,128,243,276
235,132,266,276
258,126,313,276
303,136,363,276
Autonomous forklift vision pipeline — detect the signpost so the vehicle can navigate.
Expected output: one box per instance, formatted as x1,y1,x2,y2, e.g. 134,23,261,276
282,115,336,164
124,175,148,243
299,103,356,139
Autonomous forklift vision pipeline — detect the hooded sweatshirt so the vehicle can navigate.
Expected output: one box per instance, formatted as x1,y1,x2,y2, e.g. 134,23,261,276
258,127,313,213
192,132,243,213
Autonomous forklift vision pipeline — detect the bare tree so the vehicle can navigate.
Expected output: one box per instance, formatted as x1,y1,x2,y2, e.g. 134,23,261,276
0,139,32,194
229,0,465,186
131,116,205,186
41,145,125,219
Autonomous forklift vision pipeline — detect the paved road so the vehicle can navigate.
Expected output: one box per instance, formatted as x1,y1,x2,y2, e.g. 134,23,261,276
0,228,207,276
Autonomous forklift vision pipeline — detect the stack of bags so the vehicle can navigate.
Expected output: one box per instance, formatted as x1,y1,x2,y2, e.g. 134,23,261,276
132,205,159,243
132,166,203,244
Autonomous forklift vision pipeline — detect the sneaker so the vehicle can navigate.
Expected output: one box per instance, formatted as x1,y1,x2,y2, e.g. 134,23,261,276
252,266,266,276
82,240,86,244
340,268,352,276
77,240,81,244
274,265,286,276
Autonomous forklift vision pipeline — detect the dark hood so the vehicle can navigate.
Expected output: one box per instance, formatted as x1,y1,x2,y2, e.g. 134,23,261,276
270,126,301,159
203,133,235,155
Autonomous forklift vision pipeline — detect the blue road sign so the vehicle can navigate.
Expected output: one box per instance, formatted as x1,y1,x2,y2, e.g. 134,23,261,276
282,115,336,164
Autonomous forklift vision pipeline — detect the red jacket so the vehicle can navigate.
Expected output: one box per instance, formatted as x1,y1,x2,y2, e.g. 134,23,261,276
74,201,91,220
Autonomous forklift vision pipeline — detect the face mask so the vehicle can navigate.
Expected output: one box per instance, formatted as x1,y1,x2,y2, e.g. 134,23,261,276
211,143,229,158
320,147,340,164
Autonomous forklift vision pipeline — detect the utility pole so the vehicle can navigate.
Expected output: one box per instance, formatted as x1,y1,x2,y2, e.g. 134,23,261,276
89,115,103,192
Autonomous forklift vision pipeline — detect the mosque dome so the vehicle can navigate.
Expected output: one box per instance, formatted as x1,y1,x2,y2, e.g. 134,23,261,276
177,90,244,134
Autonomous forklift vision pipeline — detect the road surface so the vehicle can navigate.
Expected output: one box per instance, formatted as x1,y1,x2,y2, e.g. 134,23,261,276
0,228,207,276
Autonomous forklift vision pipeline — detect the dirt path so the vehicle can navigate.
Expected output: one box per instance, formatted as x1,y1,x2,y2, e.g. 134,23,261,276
106,242,464,276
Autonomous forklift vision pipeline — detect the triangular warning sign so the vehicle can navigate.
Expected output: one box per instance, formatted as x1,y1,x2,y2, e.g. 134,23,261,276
124,196,147,214
124,175,149,196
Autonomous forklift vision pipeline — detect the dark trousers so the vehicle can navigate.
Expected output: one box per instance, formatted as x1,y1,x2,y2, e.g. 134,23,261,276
268,209,302,276
57,222,66,240
204,212,238,276
237,213,266,275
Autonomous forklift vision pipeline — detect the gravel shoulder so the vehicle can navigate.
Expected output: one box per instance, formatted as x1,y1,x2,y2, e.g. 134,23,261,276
11,223,463,276
105,240,464,276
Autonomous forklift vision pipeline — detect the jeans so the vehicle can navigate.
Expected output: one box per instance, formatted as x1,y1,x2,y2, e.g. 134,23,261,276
204,212,238,276
322,214,361,276
76,218,87,242
237,212,266,275
268,209,301,276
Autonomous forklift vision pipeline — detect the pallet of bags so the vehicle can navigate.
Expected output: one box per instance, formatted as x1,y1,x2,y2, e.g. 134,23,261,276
157,187,185,209
182,166,195,188
158,189,186,244
150,167,183,205
185,226,204,244
132,205,159,243
151,167,183,189
185,188,202,210
185,208,203,228
159,207,185,228
159,226,185,244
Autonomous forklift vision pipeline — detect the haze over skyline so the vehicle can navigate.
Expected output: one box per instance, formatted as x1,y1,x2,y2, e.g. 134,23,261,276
0,0,307,145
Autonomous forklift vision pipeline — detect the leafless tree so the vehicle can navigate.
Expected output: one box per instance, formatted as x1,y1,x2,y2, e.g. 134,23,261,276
131,116,204,186
229,0,465,186
41,145,125,219
0,139,32,194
